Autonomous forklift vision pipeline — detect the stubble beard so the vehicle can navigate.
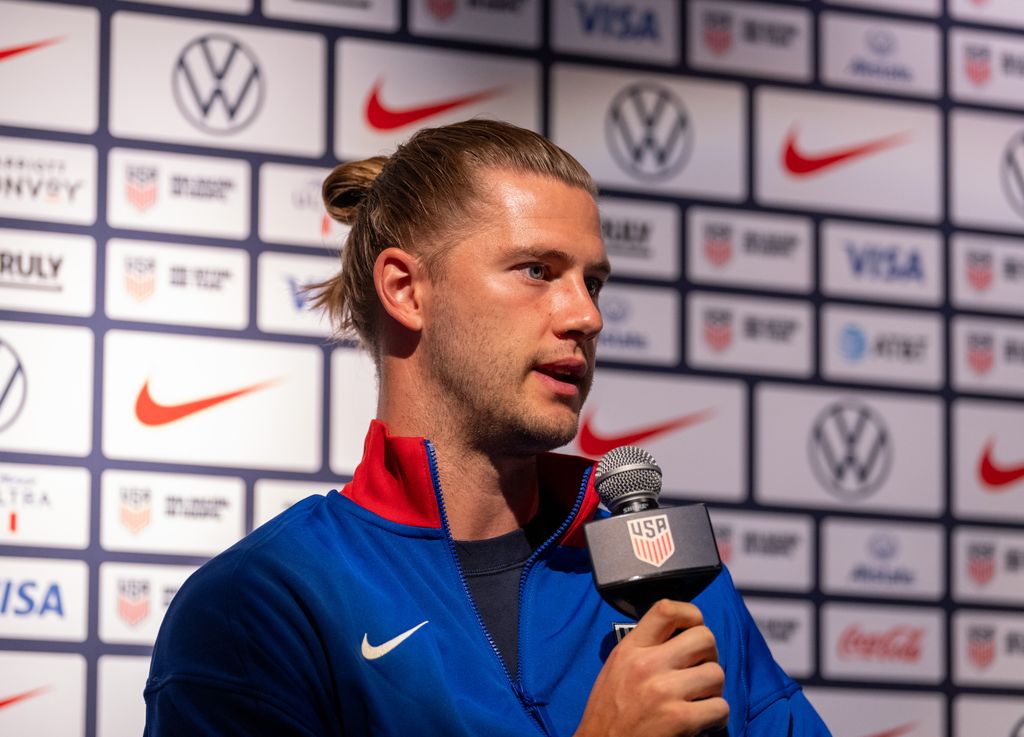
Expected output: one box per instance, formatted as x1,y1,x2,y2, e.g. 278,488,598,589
424,300,592,457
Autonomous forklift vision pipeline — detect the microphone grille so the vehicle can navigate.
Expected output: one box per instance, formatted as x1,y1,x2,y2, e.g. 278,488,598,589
594,445,662,507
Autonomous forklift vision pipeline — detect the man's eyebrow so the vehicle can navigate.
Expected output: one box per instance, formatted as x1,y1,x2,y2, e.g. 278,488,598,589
507,247,612,277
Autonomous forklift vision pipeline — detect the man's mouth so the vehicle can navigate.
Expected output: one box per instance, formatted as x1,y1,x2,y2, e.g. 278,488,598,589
534,359,588,390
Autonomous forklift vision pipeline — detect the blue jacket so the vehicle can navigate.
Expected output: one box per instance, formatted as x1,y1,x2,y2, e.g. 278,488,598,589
144,421,831,737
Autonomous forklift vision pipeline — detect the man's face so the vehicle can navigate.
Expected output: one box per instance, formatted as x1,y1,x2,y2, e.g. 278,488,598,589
421,170,609,456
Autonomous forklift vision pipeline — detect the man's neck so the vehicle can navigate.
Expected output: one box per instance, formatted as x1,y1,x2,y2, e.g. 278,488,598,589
429,437,540,541
376,370,541,541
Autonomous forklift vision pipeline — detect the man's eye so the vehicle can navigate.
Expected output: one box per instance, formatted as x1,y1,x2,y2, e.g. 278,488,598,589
586,278,604,298
524,264,546,280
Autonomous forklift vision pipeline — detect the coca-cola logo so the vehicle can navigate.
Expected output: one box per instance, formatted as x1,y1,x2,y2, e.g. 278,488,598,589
837,624,924,663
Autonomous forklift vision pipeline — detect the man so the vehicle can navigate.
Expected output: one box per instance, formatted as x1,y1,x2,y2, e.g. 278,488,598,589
144,120,831,737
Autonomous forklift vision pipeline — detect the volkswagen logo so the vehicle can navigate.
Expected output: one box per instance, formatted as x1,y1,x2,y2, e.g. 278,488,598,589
172,33,264,135
1000,130,1024,219
605,82,693,181
808,400,892,500
0,340,28,433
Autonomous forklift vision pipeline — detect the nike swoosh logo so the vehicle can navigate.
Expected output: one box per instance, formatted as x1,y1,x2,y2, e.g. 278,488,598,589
858,723,916,737
135,378,276,426
0,686,48,710
361,620,428,660
365,80,502,131
0,37,63,63
782,126,910,176
978,439,1024,490
577,409,714,457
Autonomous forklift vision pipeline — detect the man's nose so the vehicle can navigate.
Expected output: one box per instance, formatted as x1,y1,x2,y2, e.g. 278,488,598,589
555,276,603,341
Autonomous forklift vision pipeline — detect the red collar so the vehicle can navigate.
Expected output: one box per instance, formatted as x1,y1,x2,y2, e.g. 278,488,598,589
342,420,599,547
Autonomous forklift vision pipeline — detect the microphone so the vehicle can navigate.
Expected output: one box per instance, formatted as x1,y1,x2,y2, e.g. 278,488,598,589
584,445,723,620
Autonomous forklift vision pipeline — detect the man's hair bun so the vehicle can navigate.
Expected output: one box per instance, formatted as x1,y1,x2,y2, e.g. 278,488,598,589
322,156,387,226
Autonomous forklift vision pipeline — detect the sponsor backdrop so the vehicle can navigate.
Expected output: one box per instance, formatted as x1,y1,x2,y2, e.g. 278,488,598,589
1,0,1023,735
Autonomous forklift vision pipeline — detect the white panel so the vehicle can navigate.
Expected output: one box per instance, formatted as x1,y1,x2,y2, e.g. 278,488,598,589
551,0,679,65
756,383,944,515
0,463,90,549
687,292,813,377
336,39,539,160
103,331,321,471
551,64,745,199
756,87,942,221
109,13,325,156
106,240,249,330
709,510,813,592
0,558,88,641
688,0,812,81
107,148,250,240
597,284,680,366
0,321,93,457
822,603,945,683
0,651,85,737
687,207,813,293
821,303,944,389
101,469,245,556
0,137,96,225
567,370,746,502
410,0,540,48
0,1,98,133
0,229,96,317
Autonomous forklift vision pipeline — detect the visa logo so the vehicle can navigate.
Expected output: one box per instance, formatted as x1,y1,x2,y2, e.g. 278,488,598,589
286,276,308,310
0,580,65,617
845,243,923,281
576,1,659,41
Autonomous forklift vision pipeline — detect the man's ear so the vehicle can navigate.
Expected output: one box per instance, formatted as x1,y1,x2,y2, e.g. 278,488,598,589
373,247,427,332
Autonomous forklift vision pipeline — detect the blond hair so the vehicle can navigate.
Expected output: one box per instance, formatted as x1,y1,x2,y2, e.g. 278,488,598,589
309,119,596,358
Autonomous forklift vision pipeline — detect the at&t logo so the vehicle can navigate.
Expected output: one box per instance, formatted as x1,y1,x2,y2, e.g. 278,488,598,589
808,401,892,500
605,82,692,181
173,34,264,134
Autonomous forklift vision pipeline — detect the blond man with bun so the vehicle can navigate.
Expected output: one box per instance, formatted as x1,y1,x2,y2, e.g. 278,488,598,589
144,120,831,737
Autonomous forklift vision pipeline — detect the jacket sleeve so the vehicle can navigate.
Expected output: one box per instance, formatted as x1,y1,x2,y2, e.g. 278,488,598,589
143,544,344,737
144,677,322,737
715,568,833,737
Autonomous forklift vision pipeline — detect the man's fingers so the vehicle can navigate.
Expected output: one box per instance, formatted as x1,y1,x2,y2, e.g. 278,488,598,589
626,599,705,647
662,624,719,670
667,691,733,732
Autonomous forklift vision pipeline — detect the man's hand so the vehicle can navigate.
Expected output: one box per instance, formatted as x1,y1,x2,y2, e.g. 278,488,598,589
575,599,729,737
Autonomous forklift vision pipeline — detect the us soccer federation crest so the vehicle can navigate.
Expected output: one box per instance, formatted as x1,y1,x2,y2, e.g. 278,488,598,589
967,251,993,292
702,11,732,55
968,543,996,586
967,333,995,375
126,165,158,211
703,309,733,352
703,223,733,267
967,626,996,669
118,578,151,627
965,44,992,86
628,514,675,568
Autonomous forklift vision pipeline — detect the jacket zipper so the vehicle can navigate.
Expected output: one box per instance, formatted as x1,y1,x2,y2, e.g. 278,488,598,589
424,439,549,736
514,467,592,737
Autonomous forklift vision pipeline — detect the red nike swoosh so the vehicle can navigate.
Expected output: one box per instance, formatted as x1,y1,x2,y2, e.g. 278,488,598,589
858,723,916,737
978,439,1024,490
782,126,911,176
0,37,64,63
135,378,276,426
0,686,49,710
577,409,714,457
365,79,502,131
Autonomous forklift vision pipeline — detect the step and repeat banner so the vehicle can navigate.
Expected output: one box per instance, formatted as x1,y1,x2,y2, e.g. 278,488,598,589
2,0,1024,735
